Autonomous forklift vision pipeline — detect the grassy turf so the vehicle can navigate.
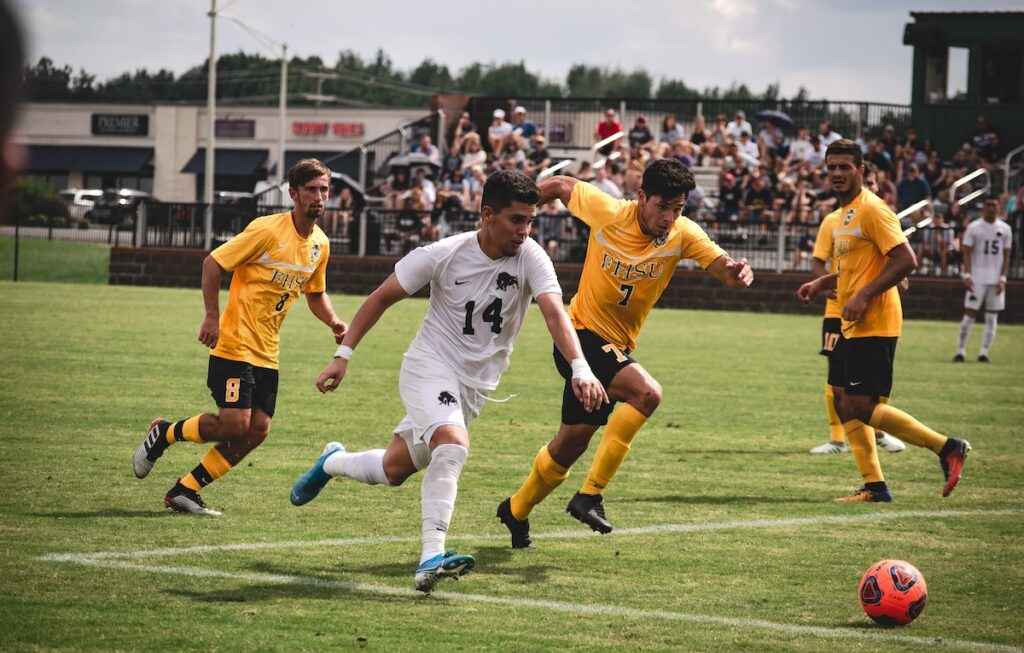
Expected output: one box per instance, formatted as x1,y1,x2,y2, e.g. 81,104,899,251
1,281,1021,652
0,236,110,284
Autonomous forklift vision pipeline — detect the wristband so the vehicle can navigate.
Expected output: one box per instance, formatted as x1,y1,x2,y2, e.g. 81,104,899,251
334,345,353,360
570,357,594,379
1000,275,1007,283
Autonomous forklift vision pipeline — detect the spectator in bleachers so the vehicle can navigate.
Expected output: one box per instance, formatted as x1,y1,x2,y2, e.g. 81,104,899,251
742,173,775,222
922,150,943,188
414,166,437,207
628,115,655,149
591,165,623,198
534,200,563,259
717,172,742,221
737,131,760,165
415,134,441,167
971,115,1000,163
865,140,894,175
467,165,486,211
661,114,686,145
879,124,898,157
511,106,537,144
449,111,477,149
875,168,898,209
440,167,470,210
897,163,931,210
818,120,842,147
595,108,623,155
806,135,826,168
726,110,752,140
524,134,550,178
671,139,696,168
621,166,642,201
576,160,595,182
455,132,486,171
488,109,513,155
689,115,708,159
787,127,813,166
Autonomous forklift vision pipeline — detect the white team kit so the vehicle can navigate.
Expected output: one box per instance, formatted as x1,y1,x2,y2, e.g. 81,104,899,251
963,218,1012,312
392,230,562,468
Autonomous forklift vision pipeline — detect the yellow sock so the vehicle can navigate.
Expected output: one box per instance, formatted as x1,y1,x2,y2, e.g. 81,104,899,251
580,403,647,495
869,404,947,453
179,447,233,492
167,415,205,445
825,385,844,443
843,419,884,483
509,446,569,520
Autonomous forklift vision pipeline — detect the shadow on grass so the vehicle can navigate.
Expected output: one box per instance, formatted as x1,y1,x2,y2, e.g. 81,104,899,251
28,509,168,519
624,494,820,505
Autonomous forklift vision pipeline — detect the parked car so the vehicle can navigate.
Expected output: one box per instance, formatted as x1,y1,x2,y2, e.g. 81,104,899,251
58,188,103,222
85,188,150,225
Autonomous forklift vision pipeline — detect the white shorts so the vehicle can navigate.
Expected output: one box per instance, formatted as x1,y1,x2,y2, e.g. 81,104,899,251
965,284,1005,312
393,354,488,470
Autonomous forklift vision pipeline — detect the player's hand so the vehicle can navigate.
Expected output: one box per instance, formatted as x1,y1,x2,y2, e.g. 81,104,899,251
796,279,820,303
330,319,349,344
198,314,219,348
571,375,608,413
898,277,910,295
725,257,753,287
842,291,870,323
963,276,975,293
997,279,1006,295
316,358,349,394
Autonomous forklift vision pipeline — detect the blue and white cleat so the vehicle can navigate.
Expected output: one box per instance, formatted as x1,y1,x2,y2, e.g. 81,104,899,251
414,551,476,594
290,441,344,506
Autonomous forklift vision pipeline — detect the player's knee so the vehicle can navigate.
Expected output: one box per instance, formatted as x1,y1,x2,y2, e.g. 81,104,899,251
635,381,662,415
382,464,412,487
218,415,250,439
246,422,270,447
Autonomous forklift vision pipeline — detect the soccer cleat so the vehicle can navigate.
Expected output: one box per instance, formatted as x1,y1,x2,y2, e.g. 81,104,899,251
496,497,532,549
290,441,344,506
414,550,476,593
977,354,990,363
939,438,971,497
952,353,965,363
809,441,849,455
566,492,613,534
835,485,893,503
133,418,170,479
875,432,906,453
164,482,222,516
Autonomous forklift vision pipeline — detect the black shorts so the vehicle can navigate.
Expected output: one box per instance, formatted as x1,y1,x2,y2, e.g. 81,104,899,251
207,355,279,417
554,329,635,426
827,335,897,398
819,317,842,356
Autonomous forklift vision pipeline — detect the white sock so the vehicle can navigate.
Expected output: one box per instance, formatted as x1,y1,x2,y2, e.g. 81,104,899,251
956,315,975,355
980,312,998,355
323,449,388,485
419,443,468,564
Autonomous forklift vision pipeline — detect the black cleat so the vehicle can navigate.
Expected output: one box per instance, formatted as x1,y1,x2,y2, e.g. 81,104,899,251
164,482,222,517
496,498,532,549
952,353,965,363
977,354,990,363
566,492,613,534
133,418,170,479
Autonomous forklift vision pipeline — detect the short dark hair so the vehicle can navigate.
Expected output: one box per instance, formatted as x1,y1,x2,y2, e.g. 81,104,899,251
825,139,863,166
288,158,331,189
482,170,539,212
641,158,695,199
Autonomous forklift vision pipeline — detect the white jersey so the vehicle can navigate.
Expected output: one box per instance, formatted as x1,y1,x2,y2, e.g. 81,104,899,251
963,218,1012,285
395,231,562,391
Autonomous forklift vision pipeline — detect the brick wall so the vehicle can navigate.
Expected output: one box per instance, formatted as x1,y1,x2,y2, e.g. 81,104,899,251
109,248,1023,323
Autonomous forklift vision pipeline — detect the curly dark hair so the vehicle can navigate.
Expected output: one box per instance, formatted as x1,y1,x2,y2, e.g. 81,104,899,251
482,169,540,212
641,158,695,200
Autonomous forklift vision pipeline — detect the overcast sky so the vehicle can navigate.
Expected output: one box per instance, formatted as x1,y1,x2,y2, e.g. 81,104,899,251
14,0,1024,104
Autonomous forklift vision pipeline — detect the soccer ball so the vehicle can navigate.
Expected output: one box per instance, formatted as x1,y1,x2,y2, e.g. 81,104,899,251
858,559,928,626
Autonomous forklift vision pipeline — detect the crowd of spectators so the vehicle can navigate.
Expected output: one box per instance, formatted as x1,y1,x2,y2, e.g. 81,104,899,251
359,102,1018,271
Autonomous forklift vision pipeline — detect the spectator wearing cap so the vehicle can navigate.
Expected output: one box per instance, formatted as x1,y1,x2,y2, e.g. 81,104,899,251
660,114,686,145
414,134,441,167
628,115,655,149
510,106,537,142
818,120,842,147
524,134,550,178
896,163,931,211
488,109,513,155
726,110,752,140
595,109,623,155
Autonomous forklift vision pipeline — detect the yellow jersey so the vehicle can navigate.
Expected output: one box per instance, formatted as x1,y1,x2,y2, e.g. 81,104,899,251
211,212,330,369
567,181,725,351
811,210,842,319
830,188,906,338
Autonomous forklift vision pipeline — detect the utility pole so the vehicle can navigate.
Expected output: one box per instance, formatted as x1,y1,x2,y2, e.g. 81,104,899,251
203,0,217,250
278,43,288,187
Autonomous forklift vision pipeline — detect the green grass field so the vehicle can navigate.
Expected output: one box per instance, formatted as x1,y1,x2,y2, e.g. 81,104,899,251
1,281,1022,652
0,236,110,284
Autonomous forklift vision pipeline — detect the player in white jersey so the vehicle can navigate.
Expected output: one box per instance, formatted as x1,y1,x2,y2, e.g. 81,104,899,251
954,197,1012,363
289,170,608,593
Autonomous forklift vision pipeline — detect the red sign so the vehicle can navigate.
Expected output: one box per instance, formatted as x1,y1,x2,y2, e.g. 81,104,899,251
292,121,365,138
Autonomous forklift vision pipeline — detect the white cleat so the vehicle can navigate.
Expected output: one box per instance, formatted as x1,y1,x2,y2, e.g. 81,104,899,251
876,431,906,453
809,441,849,454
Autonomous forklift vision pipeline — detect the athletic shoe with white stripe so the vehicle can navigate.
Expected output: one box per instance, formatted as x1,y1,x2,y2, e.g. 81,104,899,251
164,482,222,517
133,418,169,479
809,441,848,455
876,431,906,453
414,551,475,593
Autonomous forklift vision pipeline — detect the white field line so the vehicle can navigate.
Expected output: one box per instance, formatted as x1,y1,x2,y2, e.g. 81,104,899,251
38,509,1023,653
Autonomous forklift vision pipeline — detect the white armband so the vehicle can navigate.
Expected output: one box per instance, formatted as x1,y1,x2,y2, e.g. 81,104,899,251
334,345,353,360
570,357,595,381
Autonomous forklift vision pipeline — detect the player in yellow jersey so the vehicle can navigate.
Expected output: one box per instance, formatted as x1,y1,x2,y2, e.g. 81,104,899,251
797,140,970,503
808,164,905,455
497,158,753,545
132,159,348,515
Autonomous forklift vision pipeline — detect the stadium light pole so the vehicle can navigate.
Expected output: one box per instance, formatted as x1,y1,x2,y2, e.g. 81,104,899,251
203,0,218,251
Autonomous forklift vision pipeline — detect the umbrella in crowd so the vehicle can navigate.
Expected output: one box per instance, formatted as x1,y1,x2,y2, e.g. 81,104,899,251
755,109,795,131
388,152,441,170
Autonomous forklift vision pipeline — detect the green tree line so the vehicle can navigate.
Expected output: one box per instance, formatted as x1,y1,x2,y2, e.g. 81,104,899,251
23,49,809,106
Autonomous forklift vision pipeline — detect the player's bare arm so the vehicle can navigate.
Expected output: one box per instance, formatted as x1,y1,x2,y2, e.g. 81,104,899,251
537,175,578,206
198,254,225,348
842,243,917,322
706,254,754,288
306,291,348,343
797,272,838,303
316,273,409,393
534,292,609,412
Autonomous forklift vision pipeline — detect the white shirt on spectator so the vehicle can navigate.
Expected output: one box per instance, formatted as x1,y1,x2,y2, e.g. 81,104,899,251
739,139,760,162
489,120,513,142
789,138,813,162
461,150,486,171
807,143,827,168
727,119,753,140
820,130,842,147
419,177,437,207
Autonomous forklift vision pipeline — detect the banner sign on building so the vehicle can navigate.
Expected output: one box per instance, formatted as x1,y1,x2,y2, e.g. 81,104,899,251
215,119,256,138
91,113,149,136
292,121,365,138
